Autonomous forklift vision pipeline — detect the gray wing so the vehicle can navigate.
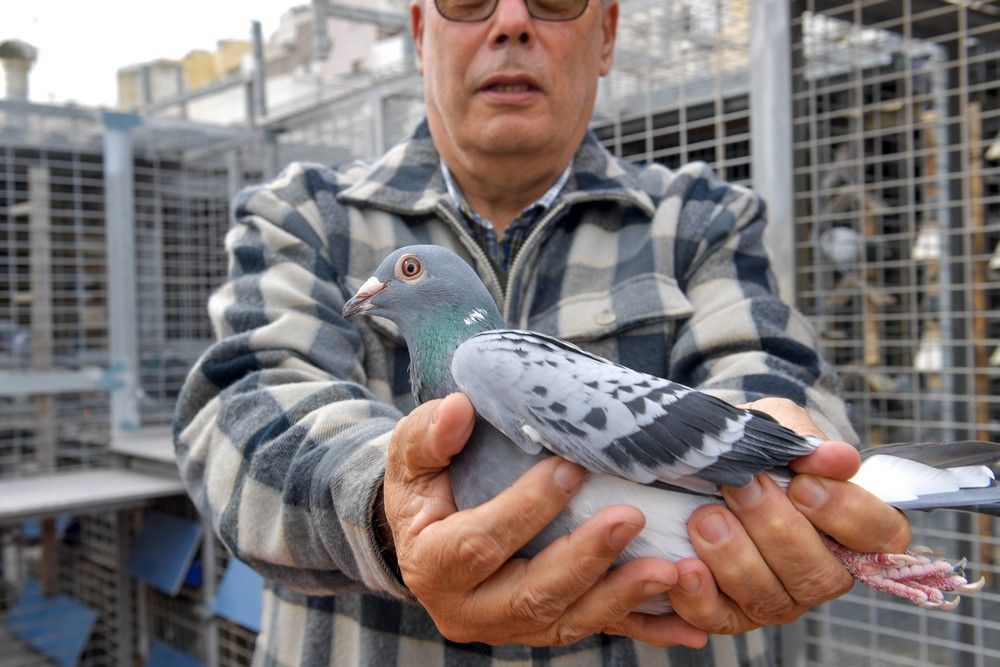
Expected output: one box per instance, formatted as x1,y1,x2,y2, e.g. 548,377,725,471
451,330,821,489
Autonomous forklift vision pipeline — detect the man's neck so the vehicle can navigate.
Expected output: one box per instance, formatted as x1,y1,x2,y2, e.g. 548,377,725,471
440,150,575,234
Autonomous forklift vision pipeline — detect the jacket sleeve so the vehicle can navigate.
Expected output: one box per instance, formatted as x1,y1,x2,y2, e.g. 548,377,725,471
667,164,858,444
173,164,412,600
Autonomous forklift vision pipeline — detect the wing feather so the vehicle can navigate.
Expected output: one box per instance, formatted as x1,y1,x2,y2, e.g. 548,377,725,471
451,330,821,489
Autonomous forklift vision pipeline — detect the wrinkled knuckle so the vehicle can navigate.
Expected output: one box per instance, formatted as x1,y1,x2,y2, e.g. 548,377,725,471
791,567,852,607
565,553,607,587
509,586,565,625
745,594,799,626
457,529,507,573
710,608,750,635
553,621,591,646
760,512,793,537
603,594,634,622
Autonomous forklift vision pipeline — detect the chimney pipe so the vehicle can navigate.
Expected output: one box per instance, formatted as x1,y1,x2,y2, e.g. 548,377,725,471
0,39,39,101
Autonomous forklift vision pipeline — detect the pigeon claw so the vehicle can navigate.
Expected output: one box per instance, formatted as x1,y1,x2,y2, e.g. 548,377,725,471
820,535,983,611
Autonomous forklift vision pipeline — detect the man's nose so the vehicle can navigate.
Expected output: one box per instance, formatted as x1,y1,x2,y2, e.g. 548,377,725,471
490,0,533,45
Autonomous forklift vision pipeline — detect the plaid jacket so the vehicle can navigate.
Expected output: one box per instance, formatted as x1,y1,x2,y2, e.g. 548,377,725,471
174,121,855,667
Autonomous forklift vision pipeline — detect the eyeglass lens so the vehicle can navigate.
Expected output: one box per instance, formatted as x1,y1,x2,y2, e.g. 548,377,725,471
435,0,590,23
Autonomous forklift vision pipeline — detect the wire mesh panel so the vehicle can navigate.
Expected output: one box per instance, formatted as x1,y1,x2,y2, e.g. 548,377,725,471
790,2,1000,664
594,0,753,185
0,104,112,480
0,511,138,667
131,148,250,428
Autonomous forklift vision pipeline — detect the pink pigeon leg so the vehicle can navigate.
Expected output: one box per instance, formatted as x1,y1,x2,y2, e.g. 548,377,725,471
821,535,986,610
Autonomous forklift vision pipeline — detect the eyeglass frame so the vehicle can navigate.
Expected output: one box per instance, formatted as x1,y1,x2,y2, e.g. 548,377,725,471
432,0,591,23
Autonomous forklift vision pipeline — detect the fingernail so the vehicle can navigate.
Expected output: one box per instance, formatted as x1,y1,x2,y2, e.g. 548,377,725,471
696,512,731,544
679,572,701,594
792,476,827,508
553,461,585,494
728,476,762,507
609,522,640,550
643,580,671,596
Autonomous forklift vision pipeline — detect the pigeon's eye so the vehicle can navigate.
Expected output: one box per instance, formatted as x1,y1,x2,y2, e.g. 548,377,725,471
396,255,423,281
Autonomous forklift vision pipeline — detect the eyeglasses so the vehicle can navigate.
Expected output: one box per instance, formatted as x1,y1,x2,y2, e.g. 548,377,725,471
434,0,590,23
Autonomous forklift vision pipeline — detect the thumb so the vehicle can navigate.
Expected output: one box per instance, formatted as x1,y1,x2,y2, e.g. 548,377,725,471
790,439,861,480
392,392,476,481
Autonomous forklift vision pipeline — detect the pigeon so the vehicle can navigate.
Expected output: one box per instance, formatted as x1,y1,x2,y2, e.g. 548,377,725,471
343,244,999,612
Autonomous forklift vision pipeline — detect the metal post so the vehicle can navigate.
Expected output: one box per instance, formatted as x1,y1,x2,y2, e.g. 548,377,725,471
366,90,385,160
751,3,803,664
115,509,135,666
102,111,143,435
202,524,220,667
311,0,333,64
28,166,56,472
251,21,268,120
749,0,796,302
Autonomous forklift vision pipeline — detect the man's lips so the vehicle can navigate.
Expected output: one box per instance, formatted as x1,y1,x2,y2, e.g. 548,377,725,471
479,74,542,96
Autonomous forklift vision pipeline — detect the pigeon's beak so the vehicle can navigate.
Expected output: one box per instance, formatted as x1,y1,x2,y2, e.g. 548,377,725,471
343,276,389,319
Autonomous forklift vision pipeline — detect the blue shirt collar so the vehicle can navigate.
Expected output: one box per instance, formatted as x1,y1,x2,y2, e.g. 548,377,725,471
439,160,573,228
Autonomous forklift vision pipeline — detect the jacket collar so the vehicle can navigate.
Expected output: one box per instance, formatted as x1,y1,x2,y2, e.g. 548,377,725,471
337,119,655,218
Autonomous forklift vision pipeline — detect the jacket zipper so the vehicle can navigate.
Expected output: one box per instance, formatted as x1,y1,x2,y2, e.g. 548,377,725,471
434,202,506,308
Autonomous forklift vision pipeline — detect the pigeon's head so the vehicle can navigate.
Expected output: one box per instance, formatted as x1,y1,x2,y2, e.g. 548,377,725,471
342,245,503,339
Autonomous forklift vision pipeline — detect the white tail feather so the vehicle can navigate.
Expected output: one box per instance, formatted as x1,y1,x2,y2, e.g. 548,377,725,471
852,455,995,503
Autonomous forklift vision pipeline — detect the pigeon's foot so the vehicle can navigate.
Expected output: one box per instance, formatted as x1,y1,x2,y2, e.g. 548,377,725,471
822,536,985,609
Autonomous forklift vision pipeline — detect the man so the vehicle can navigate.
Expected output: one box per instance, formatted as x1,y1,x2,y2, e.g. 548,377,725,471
174,0,911,664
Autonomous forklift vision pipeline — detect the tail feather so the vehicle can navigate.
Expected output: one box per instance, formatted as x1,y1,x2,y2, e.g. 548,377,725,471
860,440,1000,469
891,486,1000,516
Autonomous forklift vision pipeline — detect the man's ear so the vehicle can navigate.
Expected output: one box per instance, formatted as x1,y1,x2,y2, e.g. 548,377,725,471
599,1,619,76
411,1,425,76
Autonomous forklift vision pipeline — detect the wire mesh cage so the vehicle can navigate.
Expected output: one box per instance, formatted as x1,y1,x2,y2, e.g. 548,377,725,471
0,511,137,667
1,1,999,666
790,1,1000,664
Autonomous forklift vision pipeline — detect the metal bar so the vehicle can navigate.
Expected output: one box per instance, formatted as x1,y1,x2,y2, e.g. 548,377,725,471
103,111,143,434
28,166,56,472
750,0,796,301
115,509,135,666
0,370,107,395
251,20,268,121
315,1,408,31
203,524,220,667
0,469,184,524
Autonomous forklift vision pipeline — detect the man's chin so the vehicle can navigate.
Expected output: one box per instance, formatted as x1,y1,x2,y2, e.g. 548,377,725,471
472,117,560,155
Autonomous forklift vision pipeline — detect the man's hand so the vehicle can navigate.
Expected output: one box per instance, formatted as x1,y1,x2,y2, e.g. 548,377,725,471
383,393,707,648
668,398,912,634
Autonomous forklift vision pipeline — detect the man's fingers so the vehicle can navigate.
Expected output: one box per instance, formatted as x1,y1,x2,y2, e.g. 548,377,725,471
790,439,861,480
740,397,828,440
519,504,648,604
722,475,855,608
391,393,476,481
788,474,912,553
485,506,656,632
551,554,679,645
667,559,757,635
603,609,708,649
438,456,586,588
682,503,806,627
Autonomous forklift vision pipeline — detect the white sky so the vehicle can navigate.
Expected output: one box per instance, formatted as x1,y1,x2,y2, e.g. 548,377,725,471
1,1,296,107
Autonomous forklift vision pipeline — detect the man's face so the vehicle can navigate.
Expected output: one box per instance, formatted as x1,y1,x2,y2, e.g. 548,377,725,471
411,0,619,164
